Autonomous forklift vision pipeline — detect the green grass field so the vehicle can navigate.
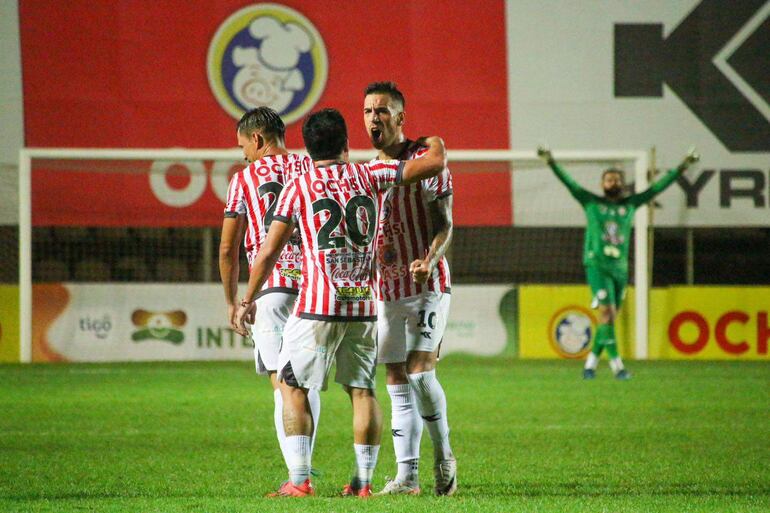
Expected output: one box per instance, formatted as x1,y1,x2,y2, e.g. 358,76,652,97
1,357,768,513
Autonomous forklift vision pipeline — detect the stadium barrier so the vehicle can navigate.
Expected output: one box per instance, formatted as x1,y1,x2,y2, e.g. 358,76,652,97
29,283,512,363
21,280,769,362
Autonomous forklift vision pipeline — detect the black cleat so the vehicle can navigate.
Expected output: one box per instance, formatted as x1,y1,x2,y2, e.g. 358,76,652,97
615,369,632,381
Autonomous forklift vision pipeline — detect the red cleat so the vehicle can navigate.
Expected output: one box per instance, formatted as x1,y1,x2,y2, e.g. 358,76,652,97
341,478,372,497
267,479,314,497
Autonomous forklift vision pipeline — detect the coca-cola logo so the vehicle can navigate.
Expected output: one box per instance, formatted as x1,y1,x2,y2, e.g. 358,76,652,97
331,264,371,282
279,244,302,262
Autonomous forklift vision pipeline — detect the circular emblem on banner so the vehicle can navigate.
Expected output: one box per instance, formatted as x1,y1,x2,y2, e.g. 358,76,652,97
207,3,328,124
547,305,596,359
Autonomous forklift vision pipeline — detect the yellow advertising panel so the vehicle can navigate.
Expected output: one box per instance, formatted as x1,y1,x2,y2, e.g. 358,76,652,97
649,286,770,360
520,285,770,360
0,285,20,362
519,285,634,359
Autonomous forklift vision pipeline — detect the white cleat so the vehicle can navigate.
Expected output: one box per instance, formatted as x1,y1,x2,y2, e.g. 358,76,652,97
434,458,457,496
374,477,421,496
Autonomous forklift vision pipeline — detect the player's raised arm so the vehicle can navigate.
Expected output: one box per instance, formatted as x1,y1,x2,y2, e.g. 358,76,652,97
538,145,592,203
629,147,700,207
399,136,447,184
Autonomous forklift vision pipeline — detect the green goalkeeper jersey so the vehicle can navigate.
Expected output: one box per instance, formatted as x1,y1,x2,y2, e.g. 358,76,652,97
548,161,681,272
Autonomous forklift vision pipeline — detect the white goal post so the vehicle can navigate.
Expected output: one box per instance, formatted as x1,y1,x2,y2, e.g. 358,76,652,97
17,148,649,363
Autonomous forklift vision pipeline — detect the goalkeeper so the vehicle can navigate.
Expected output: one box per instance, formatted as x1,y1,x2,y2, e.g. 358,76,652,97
537,146,699,379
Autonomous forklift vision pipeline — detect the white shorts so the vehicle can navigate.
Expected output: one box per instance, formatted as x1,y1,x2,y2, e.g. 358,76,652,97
377,291,451,364
277,316,377,391
251,292,297,375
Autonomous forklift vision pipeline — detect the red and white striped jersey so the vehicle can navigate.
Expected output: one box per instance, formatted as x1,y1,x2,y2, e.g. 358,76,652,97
224,153,312,297
374,143,453,301
273,160,403,320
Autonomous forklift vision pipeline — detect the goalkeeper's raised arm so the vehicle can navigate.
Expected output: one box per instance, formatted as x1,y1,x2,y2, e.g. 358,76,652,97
628,147,700,207
537,146,593,203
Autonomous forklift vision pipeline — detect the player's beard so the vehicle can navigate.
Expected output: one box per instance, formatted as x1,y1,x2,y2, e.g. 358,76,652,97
604,186,623,199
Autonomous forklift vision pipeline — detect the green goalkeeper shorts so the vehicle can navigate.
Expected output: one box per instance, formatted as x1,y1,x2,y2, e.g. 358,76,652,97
586,265,627,309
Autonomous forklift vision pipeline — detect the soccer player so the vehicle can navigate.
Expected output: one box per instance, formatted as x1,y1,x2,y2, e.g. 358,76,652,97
235,108,448,497
538,146,699,379
219,107,320,481
362,82,456,496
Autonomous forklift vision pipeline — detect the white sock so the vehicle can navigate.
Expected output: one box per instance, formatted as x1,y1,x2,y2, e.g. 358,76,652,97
308,388,321,455
354,444,380,483
585,352,599,370
397,460,420,484
273,389,290,470
407,370,453,461
609,357,624,374
285,435,312,485
387,383,422,482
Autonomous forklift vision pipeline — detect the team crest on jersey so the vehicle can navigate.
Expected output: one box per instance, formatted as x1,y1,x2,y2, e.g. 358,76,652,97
207,4,328,124
603,221,623,245
379,244,397,264
131,309,186,345
548,306,595,359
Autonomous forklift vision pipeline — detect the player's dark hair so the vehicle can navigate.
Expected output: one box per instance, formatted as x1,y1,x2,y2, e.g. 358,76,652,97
364,81,405,110
236,107,285,142
603,167,625,181
302,108,348,161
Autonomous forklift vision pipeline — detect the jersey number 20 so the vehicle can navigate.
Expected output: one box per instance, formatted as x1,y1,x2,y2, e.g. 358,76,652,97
312,196,377,250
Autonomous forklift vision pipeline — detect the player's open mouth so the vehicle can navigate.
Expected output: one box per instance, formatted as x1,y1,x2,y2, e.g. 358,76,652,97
370,127,382,143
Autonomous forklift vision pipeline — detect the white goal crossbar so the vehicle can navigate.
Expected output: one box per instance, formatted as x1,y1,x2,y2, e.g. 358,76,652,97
18,148,649,362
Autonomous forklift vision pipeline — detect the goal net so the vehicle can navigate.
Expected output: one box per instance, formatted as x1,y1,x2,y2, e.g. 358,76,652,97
17,148,649,363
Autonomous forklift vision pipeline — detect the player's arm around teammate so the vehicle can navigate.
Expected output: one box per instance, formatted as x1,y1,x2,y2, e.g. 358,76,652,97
400,136,448,183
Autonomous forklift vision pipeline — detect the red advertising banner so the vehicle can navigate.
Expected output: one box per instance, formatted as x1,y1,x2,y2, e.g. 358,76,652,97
21,1,510,227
